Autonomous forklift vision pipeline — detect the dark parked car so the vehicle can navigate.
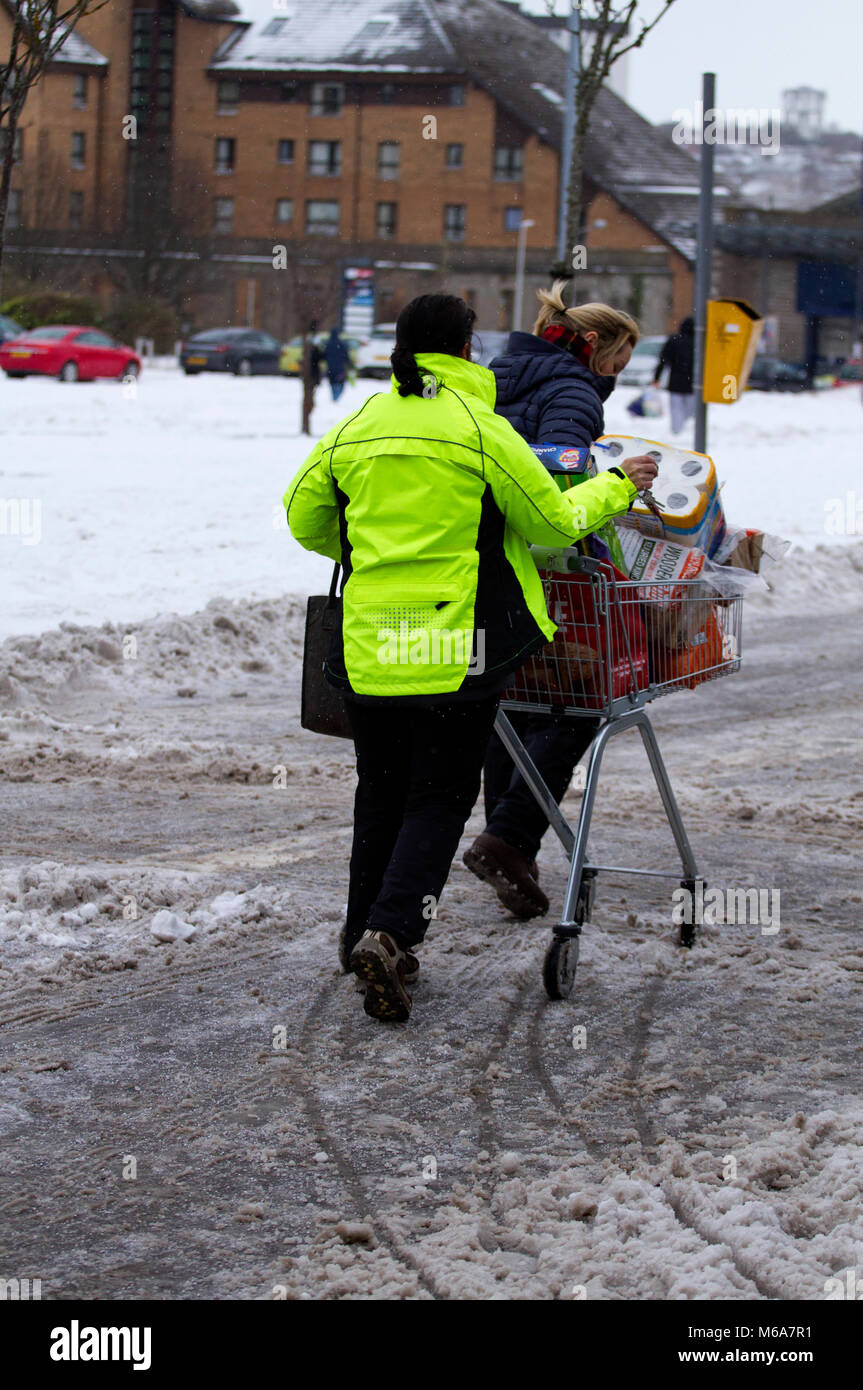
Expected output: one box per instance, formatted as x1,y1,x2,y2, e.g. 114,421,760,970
831,359,862,388
180,328,284,376
0,312,24,345
746,357,809,392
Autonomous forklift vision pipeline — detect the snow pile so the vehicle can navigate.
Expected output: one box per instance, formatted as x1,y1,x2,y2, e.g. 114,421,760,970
0,594,306,712
745,539,863,619
0,859,329,983
277,1105,863,1300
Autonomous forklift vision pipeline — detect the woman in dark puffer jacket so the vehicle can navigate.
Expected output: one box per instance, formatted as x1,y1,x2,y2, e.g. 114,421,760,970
464,283,657,918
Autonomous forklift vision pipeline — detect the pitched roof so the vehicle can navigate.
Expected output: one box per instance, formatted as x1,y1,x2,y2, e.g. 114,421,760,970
51,27,108,67
177,1,242,18
212,0,713,260
0,1,108,66
212,0,457,72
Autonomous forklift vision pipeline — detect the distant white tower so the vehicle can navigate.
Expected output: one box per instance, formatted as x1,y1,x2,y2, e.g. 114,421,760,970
781,87,826,141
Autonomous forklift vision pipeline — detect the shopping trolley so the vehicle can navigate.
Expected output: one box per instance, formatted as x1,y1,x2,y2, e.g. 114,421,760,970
496,551,744,999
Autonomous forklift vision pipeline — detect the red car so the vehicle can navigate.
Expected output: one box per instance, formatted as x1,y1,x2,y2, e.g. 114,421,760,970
0,325,141,382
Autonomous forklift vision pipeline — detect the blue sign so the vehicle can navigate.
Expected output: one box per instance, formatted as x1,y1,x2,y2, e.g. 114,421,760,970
797,262,856,318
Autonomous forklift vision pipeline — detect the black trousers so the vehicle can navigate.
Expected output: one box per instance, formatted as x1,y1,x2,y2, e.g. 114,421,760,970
345,696,500,950
482,711,600,862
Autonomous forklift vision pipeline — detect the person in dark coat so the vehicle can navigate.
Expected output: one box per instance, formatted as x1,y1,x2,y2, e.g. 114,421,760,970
309,340,322,388
323,327,351,401
463,283,657,919
652,316,695,434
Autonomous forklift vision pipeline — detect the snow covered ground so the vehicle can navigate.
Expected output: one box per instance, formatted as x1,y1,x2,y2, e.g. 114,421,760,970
1,363,860,640
1,362,862,1301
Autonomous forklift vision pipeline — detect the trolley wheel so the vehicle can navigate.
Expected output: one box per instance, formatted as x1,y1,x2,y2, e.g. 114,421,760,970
575,868,597,926
678,877,704,949
543,934,579,1000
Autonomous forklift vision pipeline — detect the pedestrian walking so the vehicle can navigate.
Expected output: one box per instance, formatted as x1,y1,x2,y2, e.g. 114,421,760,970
283,294,656,1022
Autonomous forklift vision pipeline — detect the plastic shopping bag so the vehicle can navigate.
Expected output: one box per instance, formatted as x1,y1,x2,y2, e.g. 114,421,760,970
626,386,663,418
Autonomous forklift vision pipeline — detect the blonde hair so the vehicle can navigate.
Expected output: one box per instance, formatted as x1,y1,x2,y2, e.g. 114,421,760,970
534,281,639,375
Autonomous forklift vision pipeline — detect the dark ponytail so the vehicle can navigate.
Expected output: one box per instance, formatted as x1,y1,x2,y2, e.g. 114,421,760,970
391,345,426,398
391,293,477,397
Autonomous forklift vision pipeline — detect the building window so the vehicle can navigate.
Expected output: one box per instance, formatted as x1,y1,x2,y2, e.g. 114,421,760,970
494,146,524,181
380,82,396,104
280,81,298,101
69,190,84,229
218,80,239,113
310,82,344,116
444,203,466,242
504,206,523,232
277,138,295,164
377,141,400,179
7,189,20,229
376,201,397,238
305,199,339,236
215,137,235,173
74,74,88,109
357,18,392,41
307,139,341,176
445,142,463,169
213,197,234,234
71,131,86,169
449,85,466,106
262,17,288,36
12,128,22,163
275,198,294,223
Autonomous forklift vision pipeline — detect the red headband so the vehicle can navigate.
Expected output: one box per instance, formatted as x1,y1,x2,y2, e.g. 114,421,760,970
541,324,594,369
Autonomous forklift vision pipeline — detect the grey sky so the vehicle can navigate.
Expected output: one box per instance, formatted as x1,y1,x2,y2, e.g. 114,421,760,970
529,0,863,135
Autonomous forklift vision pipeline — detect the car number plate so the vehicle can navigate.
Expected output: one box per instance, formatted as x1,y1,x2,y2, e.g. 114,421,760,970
187,356,207,365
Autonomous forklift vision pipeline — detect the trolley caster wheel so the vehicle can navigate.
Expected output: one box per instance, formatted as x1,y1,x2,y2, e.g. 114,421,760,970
543,934,579,1000
575,868,597,926
678,877,704,949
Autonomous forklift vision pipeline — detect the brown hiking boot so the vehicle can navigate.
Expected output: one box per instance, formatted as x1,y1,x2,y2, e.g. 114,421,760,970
463,833,549,920
349,930,413,1022
340,924,418,985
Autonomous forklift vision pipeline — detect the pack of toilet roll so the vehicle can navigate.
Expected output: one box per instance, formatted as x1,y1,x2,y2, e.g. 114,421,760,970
594,434,727,557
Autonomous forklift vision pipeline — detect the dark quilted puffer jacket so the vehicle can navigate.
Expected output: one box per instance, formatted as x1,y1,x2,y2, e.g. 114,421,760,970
489,331,616,447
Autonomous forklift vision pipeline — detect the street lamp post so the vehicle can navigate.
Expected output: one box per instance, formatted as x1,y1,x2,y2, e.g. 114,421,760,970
514,218,535,332
556,0,582,265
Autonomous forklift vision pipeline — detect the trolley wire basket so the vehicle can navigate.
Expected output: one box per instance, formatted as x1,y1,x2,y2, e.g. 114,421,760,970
496,552,745,999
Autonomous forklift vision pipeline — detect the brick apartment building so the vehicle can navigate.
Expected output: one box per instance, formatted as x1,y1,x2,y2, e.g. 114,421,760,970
2,0,706,339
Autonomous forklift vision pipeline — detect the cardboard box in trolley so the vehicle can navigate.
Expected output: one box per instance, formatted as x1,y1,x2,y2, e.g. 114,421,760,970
616,527,706,584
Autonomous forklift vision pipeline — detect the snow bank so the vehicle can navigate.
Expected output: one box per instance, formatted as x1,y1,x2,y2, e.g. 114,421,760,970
0,593,306,712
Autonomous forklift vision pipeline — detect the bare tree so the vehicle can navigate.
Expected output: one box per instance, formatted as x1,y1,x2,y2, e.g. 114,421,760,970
0,0,106,296
546,0,677,276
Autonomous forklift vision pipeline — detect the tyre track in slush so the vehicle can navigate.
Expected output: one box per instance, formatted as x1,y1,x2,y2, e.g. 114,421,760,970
522,962,791,1299
294,974,447,1300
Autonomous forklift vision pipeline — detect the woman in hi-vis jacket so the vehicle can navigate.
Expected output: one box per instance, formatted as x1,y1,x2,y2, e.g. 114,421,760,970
284,294,657,1023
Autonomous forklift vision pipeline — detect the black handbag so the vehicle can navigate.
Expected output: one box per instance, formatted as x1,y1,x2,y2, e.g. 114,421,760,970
301,563,353,739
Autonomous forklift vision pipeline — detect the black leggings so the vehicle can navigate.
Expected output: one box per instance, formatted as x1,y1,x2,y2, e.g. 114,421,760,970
344,697,500,950
482,711,599,862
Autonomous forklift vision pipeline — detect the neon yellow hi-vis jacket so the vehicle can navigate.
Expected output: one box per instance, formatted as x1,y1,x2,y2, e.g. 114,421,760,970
283,352,636,699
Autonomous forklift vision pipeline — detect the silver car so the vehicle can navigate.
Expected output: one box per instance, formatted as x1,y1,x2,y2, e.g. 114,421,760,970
617,335,666,388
